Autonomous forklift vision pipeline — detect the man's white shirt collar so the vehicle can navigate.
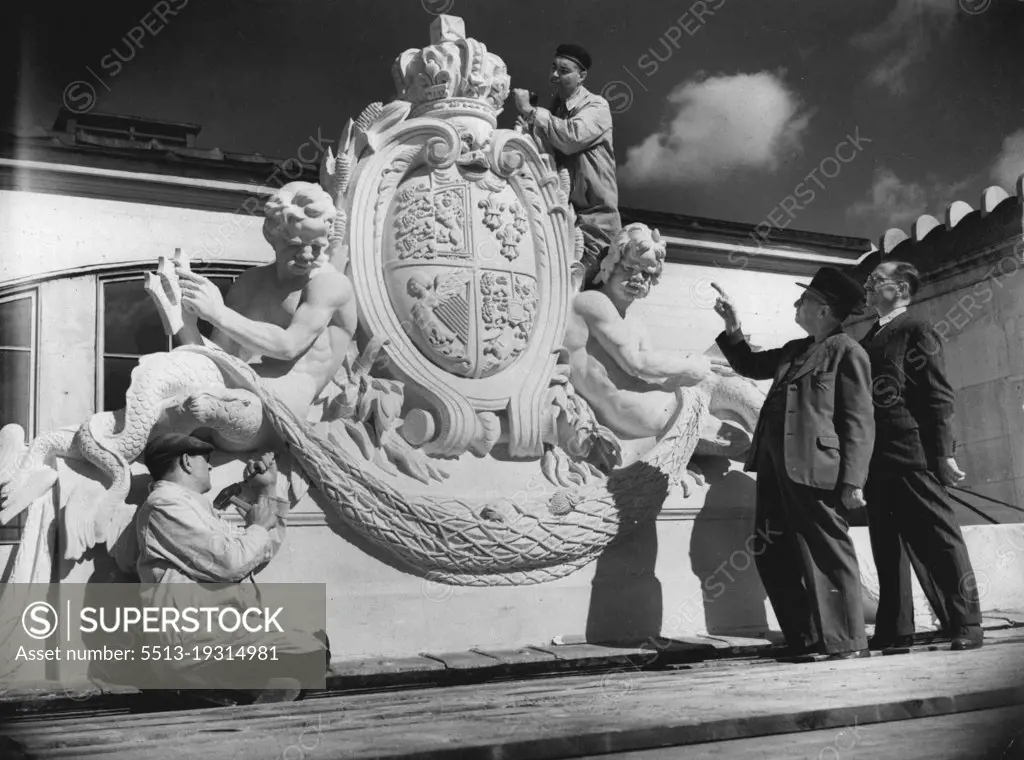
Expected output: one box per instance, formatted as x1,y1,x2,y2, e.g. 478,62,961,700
878,306,908,327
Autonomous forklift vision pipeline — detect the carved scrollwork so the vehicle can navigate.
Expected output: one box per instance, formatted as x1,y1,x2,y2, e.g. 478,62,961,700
493,141,526,177
424,134,461,170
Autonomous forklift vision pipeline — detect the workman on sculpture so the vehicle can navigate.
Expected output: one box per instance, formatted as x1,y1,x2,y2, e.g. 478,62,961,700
174,181,359,418
564,223,716,440
513,43,622,289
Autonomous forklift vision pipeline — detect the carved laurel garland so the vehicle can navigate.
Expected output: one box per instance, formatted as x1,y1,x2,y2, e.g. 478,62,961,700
189,345,710,586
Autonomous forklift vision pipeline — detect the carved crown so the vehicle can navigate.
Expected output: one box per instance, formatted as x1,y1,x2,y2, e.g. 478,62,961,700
391,15,511,122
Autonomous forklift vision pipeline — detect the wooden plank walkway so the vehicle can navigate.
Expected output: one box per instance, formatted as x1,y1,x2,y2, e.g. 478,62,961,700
2,633,1024,759
574,705,1024,759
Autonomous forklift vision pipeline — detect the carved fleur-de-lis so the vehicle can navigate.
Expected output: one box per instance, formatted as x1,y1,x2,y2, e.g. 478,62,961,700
496,224,522,261
478,194,506,232
511,202,528,235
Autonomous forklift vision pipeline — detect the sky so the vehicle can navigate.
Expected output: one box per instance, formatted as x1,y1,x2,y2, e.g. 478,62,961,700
3,0,1024,241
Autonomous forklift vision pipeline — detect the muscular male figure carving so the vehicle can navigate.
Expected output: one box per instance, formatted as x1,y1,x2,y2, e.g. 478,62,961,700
175,182,358,419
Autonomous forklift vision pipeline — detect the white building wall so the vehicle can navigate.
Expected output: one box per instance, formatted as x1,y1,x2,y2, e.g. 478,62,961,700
635,262,807,361
0,189,272,286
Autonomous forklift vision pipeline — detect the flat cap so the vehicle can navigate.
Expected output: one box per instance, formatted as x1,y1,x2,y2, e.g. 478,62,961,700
143,433,214,479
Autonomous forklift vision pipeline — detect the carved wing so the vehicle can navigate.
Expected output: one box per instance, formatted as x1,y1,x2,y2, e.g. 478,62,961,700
58,461,139,567
434,271,471,299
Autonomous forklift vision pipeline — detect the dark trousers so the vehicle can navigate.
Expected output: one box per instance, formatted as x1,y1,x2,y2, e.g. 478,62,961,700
753,427,867,654
578,220,615,291
865,468,981,640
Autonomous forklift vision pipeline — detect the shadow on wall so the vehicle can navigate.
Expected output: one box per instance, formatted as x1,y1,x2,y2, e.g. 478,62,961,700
585,462,666,645
688,456,769,638
584,457,770,644
585,516,662,645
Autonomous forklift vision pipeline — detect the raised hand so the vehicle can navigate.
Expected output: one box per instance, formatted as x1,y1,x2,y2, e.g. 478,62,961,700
177,270,225,324
711,282,741,334
512,88,532,114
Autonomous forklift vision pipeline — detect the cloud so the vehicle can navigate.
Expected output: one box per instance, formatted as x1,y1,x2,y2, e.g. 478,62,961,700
848,169,928,228
991,128,1024,189
618,72,811,187
852,130,1024,232
848,167,973,229
851,0,956,95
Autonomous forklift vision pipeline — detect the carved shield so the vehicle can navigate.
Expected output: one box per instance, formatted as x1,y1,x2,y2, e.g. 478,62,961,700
384,167,539,379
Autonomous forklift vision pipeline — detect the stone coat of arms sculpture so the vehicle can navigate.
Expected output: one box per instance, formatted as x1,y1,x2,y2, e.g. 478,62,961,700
0,15,765,587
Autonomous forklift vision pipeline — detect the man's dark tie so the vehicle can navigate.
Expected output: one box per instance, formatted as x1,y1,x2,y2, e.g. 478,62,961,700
863,320,882,343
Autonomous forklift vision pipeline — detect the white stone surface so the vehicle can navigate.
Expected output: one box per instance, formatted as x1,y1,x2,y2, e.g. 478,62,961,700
0,189,272,284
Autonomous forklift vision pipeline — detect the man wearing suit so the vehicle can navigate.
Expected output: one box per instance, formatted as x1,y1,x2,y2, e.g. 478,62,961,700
861,260,982,651
712,267,874,659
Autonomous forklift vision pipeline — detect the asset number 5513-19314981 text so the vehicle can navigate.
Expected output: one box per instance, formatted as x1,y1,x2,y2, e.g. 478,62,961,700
139,645,280,661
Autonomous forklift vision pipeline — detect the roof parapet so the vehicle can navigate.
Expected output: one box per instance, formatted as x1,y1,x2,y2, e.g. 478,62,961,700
876,172,1024,258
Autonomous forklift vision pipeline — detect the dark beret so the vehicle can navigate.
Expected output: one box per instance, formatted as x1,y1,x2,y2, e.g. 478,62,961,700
555,43,592,71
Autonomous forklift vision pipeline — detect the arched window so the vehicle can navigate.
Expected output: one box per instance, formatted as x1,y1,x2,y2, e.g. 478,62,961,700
98,267,243,411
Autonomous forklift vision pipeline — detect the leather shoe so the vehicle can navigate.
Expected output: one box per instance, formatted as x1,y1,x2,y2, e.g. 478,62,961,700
868,635,914,651
770,641,820,658
951,636,983,651
826,648,872,661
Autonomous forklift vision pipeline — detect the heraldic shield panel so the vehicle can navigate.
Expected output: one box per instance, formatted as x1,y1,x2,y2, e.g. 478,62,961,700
384,166,540,379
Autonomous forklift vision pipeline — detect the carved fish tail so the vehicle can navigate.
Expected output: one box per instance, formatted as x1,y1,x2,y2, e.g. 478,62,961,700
647,387,710,484
127,354,226,456
83,352,225,500
708,374,764,434
28,430,78,463
81,412,130,499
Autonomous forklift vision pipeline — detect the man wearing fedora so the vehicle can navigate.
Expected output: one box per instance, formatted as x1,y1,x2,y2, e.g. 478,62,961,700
712,267,875,659
512,43,621,289
861,260,982,652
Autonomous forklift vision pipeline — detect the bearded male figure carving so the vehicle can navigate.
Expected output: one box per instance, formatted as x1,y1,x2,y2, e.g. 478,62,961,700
175,181,359,423
564,223,761,459
565,223,711,439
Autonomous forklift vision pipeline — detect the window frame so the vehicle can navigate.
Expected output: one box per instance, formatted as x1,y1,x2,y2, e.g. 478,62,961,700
0,287,38,544
95,266,246,413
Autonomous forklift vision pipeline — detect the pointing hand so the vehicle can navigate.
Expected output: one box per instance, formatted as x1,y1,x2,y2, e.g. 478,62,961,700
711,282,741,334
